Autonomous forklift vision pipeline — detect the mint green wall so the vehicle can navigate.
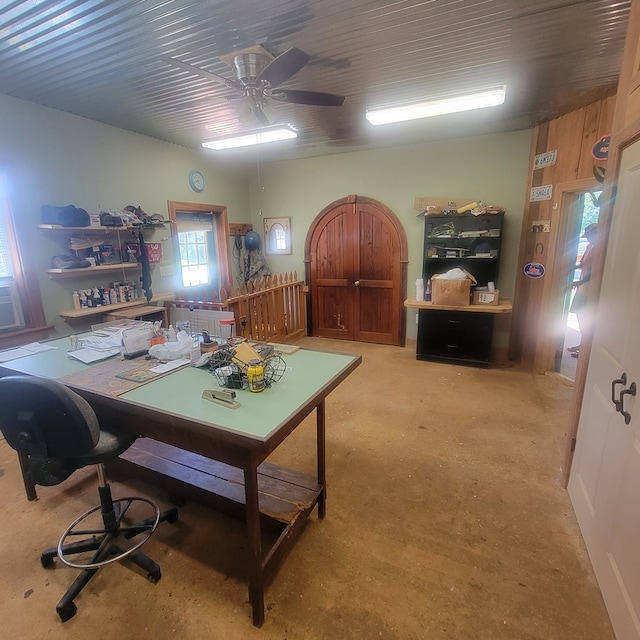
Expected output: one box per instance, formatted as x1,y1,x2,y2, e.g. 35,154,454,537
0,94,250,336
247,131,531,344
1,91,531,348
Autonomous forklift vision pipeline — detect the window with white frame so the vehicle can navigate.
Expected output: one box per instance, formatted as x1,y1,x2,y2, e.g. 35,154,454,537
0,210,13,279
0,170,47,340
168,202,229,302
178,228,210,287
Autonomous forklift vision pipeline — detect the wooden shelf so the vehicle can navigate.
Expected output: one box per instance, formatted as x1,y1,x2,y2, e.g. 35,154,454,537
59,299,147,319
47,263,141,278
38,224,165,232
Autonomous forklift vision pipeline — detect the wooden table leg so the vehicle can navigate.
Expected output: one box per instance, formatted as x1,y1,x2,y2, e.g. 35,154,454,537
244,459,265,627
18,451,37,501
317,400,326,519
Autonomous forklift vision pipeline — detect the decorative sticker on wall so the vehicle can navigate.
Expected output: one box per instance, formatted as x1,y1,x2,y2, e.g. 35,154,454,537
531,220,550,233
523,262,545,278
591,135,610,160
530,185,553,202
534,150,557,170
592,135,610,184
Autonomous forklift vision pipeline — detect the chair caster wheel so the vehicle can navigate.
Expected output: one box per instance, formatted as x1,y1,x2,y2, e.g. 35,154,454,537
57,602,77,622
166,508,179,524
147,569,161,584
41,554,55,568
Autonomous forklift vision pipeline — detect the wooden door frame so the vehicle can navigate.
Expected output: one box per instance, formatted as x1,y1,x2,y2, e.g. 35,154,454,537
534,178,601,374
166,200,233,292
304,194,409,344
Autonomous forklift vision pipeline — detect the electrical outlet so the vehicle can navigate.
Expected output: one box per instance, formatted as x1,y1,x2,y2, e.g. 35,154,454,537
159,264,174,277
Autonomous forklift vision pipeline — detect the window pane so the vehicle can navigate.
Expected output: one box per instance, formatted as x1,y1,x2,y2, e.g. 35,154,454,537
0,207,13,278
178,229,210,288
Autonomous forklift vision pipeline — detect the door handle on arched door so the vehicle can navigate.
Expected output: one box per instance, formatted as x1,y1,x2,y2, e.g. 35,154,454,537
354,280,360,287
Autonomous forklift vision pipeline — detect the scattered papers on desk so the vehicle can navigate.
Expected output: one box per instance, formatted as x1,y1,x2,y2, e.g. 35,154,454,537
68,347,121,364
150,358,190,373
80,336,122,350
0,342,57,362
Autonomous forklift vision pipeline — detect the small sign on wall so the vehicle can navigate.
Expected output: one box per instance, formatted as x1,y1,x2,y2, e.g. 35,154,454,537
530,185,553,202
534,150,557,170
531,220,550,233
146,243,163,264
592,135,610,160
523,262,545,278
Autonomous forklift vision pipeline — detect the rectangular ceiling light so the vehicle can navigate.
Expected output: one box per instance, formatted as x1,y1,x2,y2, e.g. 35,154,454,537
202,124,297,150
365,86,507,126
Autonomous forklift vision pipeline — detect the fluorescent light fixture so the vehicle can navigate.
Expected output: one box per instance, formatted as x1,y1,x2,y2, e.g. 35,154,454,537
202,124,297,150
365,85,506,125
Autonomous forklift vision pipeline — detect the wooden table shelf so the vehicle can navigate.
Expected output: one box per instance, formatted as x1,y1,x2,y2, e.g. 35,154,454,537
112,438,321,528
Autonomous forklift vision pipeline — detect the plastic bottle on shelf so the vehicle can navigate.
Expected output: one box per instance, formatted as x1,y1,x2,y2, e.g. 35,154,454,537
425,278,432,302
167,325,176,342
72,290,80,310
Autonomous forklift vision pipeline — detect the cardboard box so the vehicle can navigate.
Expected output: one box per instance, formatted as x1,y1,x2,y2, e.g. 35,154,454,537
472,289,500,306
414,197,476,213
431,276,472,306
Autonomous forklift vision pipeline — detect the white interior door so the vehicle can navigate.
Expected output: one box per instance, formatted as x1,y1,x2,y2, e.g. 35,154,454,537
568,139,640,639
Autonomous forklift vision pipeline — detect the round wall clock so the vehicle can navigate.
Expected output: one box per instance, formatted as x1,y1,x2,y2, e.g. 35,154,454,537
188,170,205,192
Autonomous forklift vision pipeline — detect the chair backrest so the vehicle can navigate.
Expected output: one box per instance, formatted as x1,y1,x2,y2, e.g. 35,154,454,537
0,375,101,485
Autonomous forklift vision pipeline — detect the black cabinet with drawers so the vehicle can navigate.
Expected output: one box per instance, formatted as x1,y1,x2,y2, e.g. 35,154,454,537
417,212,504,367
417,309,495,366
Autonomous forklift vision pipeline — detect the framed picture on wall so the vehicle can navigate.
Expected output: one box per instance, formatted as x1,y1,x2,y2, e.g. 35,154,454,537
264,217,292,255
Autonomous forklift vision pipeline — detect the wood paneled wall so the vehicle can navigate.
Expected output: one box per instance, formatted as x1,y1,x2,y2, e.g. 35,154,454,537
510,95,616,371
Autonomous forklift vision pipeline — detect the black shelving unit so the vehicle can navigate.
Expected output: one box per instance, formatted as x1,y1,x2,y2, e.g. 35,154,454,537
417,212,504,367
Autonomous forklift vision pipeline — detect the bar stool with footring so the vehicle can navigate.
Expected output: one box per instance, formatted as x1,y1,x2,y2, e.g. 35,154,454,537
0,375,179,622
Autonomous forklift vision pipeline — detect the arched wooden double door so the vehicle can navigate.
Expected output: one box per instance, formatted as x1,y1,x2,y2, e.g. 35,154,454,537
305,195,408,345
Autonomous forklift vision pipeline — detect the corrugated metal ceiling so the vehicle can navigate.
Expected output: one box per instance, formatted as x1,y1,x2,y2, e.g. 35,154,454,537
0,0,631,161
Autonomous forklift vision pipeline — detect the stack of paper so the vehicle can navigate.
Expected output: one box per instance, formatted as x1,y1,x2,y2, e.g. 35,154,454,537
0,342,57,363
67,347,120,364
68,347,121,364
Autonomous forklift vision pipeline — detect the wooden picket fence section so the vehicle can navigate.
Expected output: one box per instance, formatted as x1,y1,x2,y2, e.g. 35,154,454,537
166,272,306,343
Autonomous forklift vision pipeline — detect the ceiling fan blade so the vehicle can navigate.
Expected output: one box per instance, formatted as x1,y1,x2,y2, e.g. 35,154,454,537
257,47,310,88
268,89,345,107
167,57,244,92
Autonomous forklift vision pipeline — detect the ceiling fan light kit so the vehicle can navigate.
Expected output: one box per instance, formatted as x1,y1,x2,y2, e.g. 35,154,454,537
202,124,298,150
365,85,507,125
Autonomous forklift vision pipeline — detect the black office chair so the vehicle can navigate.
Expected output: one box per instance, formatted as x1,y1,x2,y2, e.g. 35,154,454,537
0,375,178,622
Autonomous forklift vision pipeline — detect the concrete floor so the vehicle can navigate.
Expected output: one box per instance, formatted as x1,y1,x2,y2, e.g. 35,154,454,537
0,338,615,640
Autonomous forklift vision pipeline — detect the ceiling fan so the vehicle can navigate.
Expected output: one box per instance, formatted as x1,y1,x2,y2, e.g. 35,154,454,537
168,46,345,126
